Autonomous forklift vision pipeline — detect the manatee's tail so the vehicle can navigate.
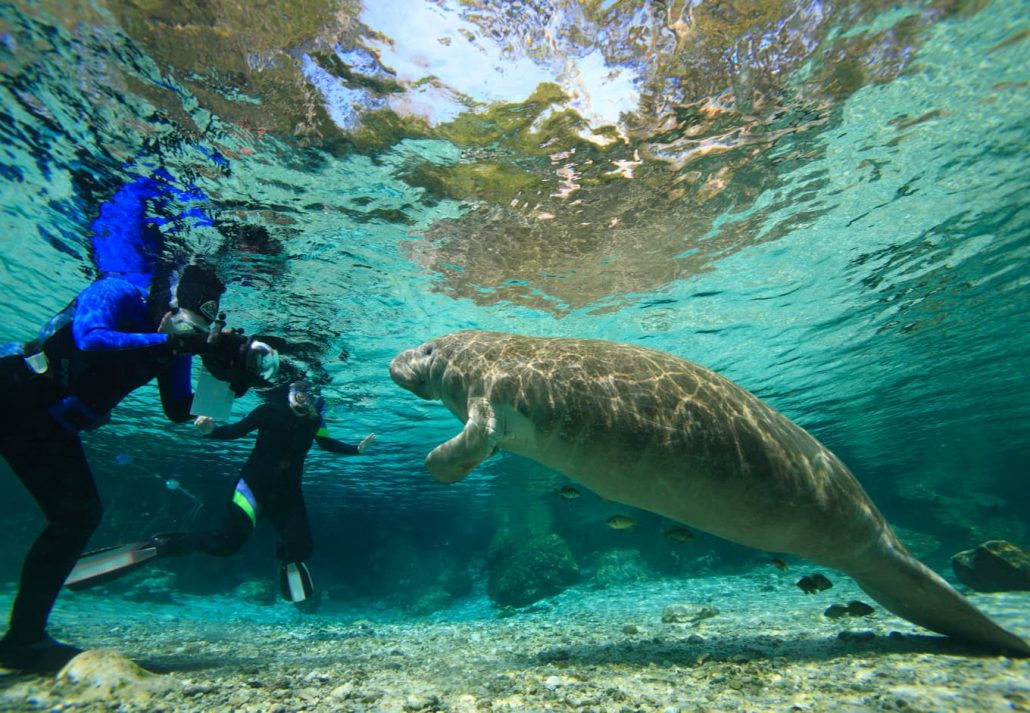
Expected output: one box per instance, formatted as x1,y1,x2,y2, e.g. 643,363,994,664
844,538,1029,657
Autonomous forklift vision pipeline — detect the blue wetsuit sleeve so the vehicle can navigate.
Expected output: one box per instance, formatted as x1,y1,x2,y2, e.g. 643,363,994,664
314,419,361,455
157,355,194,422
206,404,267,440
72,280,169,351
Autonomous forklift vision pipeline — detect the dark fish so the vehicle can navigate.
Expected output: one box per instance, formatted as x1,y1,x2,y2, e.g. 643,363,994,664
556,485,581,500
607,515,637,530
796,573,833,594
770,557,788,571
847,600,875,617
664,527,694,543
824,604,851,619
824,600,876,619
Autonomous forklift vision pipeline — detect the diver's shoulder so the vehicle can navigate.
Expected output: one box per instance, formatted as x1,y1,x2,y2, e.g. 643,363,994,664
256,401,291,418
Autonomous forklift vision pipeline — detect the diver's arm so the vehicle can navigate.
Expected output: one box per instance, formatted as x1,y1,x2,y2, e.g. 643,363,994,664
72,280,169,351
315,426,374,455
205,404,267,440
157,355,194,422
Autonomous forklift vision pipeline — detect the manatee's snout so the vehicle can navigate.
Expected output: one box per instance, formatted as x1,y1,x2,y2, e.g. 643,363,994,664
388,349,418,388
389,342,438,400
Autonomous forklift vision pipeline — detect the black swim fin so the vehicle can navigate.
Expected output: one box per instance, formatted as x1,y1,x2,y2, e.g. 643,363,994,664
279,561,314,602
64,542,158,591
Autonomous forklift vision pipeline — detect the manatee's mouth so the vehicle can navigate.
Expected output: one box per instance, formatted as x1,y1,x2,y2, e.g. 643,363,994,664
389,348,431,398
388,351,417,387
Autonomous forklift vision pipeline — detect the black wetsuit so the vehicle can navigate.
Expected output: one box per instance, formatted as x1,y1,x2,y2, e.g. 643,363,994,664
185,401,360,565
0,278,191,647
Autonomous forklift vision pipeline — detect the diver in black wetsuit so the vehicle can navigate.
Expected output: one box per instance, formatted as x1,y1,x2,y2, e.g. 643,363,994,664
0,263,273,673
116,381,374,604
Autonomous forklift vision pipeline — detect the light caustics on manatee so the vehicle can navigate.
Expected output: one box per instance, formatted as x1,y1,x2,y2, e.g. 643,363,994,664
389,330,1029,657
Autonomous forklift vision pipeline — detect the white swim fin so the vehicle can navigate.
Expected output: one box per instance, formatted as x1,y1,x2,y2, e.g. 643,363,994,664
279,562,313,602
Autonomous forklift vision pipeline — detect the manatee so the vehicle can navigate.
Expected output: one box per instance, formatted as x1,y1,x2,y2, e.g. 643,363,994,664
390,330,1029,656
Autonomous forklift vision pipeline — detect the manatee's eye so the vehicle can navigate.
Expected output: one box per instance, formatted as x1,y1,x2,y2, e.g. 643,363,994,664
421,344,434,356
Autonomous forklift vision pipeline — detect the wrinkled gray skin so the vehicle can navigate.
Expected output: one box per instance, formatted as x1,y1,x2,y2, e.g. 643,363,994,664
390,330,1029,656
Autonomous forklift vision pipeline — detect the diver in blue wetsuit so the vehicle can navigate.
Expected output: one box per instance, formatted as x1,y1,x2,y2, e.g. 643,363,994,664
72,381,374,607
0,264,244,673
0,170,278,673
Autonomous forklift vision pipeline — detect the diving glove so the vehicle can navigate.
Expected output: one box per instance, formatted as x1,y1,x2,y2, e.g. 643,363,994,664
167,330,211,355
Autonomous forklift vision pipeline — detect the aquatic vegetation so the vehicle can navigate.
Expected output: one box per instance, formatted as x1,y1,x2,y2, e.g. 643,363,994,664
486,532,580,608
952,540,1030,592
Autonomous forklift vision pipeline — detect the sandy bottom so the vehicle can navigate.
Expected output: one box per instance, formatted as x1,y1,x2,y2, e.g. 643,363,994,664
0,572,1027,712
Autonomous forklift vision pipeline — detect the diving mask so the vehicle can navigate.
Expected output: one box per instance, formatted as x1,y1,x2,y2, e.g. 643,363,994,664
288,381,319,418
246,340,280,383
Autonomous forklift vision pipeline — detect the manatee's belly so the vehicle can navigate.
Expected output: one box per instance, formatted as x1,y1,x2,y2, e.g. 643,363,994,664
500,402,885,562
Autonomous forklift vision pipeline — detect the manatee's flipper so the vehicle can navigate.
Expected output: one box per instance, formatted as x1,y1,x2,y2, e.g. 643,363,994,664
425,398,498,484
847,540,1030,657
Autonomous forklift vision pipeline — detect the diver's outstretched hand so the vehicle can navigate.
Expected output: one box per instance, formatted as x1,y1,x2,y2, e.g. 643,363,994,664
194,416,215,435
357,433,376,454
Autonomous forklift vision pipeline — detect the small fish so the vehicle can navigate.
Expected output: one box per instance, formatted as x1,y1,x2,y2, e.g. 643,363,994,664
795,573,833,594
846,600,875,617
664,527,694,543
770,557,788,571
607,515,637,530
556,485,581,500
823,600,875,619
823,604,850,619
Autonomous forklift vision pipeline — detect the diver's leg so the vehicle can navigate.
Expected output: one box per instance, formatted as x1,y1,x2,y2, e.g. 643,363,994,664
0,412,101,671
267,493,313,565
147,478,255,557
191,485,255,557
67,481,255,591
267,494,315,602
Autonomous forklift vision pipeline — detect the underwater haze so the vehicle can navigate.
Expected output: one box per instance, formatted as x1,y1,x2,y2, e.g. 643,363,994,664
0,0,1028,709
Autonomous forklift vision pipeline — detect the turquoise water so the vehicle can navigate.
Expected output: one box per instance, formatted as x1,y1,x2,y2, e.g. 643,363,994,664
0,0,1027,623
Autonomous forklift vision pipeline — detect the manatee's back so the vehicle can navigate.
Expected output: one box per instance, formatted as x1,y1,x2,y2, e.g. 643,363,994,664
438,330,801,466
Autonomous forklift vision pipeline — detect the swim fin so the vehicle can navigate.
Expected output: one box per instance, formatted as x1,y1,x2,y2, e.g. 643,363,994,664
279,561,314,602
64,542,158,591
